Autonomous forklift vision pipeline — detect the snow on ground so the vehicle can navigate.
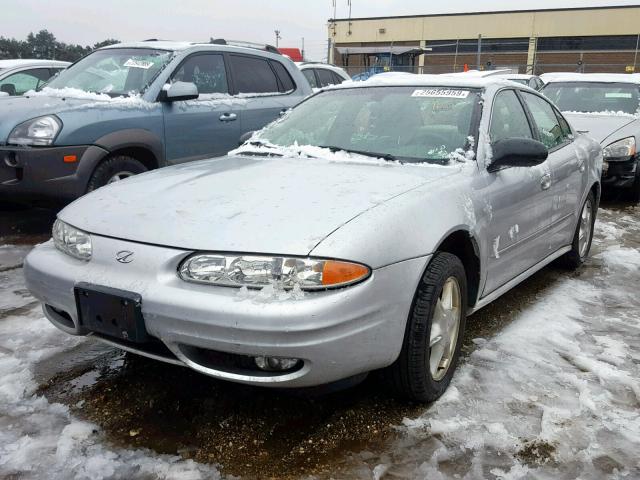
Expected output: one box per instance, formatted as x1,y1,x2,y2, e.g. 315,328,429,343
342,209,640,479
0,265,221,480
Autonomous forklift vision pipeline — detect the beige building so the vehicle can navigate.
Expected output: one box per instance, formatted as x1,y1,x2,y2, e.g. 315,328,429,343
328,5,640,76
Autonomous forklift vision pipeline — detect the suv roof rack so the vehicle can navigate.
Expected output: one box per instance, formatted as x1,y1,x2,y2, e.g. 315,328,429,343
209,38,281,55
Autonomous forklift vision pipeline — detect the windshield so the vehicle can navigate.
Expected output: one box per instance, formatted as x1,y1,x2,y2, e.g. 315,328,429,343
46,48,174,96
542,82,640,115
253,86,479,164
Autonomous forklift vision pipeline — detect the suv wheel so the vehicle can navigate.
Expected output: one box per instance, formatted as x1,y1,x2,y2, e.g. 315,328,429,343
86,155,147,192
384,252,467,403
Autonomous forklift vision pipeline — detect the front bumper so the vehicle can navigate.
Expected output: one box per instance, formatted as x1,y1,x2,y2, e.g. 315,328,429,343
0,144,107,202
602,156,639,189
24,236,429,388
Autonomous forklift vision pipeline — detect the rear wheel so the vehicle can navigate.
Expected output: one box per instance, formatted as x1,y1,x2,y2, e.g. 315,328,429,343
559,191,596,269
384,252,467,403
86,155,147,193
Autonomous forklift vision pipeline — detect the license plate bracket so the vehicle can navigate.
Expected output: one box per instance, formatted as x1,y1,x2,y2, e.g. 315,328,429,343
74,282,148,343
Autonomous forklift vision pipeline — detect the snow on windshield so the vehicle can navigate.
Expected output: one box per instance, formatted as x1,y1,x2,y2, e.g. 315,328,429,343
234,86,480,165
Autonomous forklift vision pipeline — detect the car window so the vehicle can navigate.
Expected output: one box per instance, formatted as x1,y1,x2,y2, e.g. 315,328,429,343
331,71,346,85
0,69,51,95
522,92,569,149
316,68,337,87
229,55,279,95
302,69,318,88
171,53,228,95
490,90,533,142
542,81,640,115
269,60,295,92
257,86,479,164
554,108,573,138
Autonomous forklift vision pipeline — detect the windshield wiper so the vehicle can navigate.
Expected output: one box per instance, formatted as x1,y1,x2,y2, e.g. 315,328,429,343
318,145,397,161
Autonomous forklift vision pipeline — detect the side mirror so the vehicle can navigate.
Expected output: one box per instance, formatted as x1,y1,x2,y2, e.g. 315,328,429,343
161,82,199,102
488,138,548,172
239,131,255,145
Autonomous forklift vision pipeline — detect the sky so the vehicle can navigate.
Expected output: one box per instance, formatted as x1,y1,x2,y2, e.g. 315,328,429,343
3,0,639,61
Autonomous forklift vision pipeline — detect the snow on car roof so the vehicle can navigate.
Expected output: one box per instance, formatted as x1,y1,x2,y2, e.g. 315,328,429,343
542,72,640,84
101,41,195,51
0,59,69,68
330,73,522,90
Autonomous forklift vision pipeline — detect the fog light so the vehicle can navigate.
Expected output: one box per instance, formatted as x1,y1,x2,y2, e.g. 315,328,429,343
254,356,300,371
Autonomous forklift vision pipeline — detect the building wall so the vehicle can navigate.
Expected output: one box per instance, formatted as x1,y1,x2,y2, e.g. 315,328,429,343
330,6,640,74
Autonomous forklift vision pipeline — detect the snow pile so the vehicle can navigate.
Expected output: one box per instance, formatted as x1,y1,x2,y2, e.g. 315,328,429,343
235,283,305,303
0,266,221,480
563,110,638,118
24,87,154,110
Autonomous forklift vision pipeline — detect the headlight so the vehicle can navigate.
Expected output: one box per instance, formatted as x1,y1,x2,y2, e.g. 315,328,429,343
179,254,370,291
52,219,92,261
602,137,636,161
8,115,62,146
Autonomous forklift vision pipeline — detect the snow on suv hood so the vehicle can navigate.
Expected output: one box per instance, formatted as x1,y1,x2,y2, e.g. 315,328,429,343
563,112,638,144
60,155,457,254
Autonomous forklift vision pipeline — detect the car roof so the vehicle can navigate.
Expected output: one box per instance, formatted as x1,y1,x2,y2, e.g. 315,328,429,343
100,40,282,57
0,59,70,69
542,72,640,84
331,74,528,90
495,73,536,80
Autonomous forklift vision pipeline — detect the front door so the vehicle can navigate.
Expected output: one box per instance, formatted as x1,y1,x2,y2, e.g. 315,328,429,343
482,89,553,295
163,53,241,163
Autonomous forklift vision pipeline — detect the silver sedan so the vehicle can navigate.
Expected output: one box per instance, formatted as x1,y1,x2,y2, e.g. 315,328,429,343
24,76,602,402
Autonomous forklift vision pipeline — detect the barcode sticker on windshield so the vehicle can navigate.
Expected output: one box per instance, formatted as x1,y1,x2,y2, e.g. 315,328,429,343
412,89,470,98
124,59,154,69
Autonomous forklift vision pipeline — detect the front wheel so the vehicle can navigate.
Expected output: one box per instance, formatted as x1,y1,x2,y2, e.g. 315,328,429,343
86,155,147,193
558,191,596,269
384,252,467,403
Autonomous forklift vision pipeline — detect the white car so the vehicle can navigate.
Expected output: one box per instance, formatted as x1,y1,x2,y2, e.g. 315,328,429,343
0,59,69,96
297,62,350,89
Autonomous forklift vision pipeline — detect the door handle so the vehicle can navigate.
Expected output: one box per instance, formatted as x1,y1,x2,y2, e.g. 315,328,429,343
540,173,552,190
219,113,237,122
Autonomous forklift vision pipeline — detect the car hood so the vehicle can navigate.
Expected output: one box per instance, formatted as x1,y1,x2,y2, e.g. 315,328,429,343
59,155,458,255
563,112,637,144
0,95,100,143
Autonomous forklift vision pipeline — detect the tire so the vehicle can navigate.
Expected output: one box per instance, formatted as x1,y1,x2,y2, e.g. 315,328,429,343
384,252,467,403
86,155,147,193
558,191,596,270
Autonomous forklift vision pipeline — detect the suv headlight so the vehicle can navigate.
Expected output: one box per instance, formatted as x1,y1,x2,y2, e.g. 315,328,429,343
8,115,62,146
52,219,92,261
179,254,370,291
602,137,636,161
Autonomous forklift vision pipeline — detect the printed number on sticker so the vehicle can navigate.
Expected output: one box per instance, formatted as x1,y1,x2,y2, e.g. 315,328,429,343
124,59,154,70
412,89,470,99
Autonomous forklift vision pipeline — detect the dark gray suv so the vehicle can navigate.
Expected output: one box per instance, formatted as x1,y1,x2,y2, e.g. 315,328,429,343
0,40,311,202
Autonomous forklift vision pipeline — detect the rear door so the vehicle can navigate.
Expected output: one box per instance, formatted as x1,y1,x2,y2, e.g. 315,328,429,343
482,89,553,295
227,54,297,134
162,52,241,163
520,91,583,253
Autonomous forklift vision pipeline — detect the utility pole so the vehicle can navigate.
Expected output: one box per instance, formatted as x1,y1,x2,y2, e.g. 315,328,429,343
301,37,305,61
274,30,281,48
477,34,482,70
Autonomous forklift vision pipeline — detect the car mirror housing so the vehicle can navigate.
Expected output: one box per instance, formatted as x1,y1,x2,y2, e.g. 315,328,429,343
161,81,199,102
488,138,549,172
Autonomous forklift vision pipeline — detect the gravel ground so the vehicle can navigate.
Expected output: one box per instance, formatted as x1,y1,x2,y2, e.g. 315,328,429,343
0,199,638,480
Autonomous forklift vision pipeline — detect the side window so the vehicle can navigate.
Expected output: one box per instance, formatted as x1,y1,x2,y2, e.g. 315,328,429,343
490,90,533,142
331,71,346,85
554,109,573,138
229,55,279,95
316,68,336,87
0,69,51,95
270,60,295,92
522,92,569,149
302,69,318,88
171,54,228,94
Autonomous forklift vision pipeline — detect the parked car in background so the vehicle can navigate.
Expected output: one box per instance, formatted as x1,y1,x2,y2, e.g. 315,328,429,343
542,73,640,201
297,62,350,89
0,40,311,203
25,76,601,403
0,59,69,96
